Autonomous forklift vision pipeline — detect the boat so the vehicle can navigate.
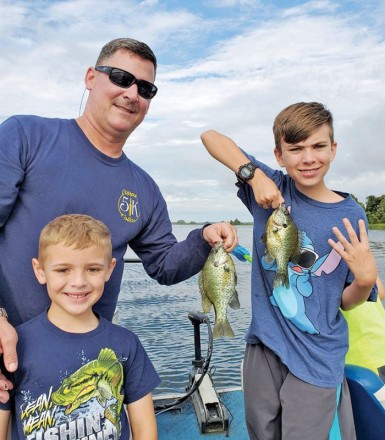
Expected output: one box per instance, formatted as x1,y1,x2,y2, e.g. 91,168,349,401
149,309,385,440
154,310,248,439
122,257,385,439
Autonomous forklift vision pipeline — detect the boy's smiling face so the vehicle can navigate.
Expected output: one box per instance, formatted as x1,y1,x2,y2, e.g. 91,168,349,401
274,123,337,198
32,243,116,322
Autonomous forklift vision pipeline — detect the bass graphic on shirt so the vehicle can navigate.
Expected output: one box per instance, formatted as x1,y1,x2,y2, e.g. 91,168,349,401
51,347,124,435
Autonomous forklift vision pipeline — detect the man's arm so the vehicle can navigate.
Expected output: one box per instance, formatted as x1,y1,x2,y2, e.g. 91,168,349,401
0,118,23,401
201,130,284,209
127,393,157,440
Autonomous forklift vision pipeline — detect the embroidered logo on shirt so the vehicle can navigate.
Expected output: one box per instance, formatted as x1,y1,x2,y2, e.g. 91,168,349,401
118,189,140,223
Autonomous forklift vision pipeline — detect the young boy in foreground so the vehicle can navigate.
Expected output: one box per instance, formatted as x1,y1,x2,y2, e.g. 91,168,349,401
201,102,378,440
0,214,160,440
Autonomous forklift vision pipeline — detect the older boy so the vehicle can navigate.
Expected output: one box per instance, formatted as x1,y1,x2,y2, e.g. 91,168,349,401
201,102,378,439
0,214,160,440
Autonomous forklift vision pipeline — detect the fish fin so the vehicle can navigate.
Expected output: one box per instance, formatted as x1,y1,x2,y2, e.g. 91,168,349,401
291,230,305,264
229,291,240,310
97,395,107,407
199,273,212,313
98,348,118,364
213,319,235,339
105,400,122,434
198,271,203,291
260,232,267,243
98,380,113,400
264,252,275,264
201,293,212,313
273,272,289,289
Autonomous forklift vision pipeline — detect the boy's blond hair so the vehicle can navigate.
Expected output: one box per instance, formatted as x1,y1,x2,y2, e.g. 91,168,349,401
38,214,112,263
273,102,334,153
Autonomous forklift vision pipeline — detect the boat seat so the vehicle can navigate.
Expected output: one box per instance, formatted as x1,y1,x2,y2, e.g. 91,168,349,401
345,364,385,440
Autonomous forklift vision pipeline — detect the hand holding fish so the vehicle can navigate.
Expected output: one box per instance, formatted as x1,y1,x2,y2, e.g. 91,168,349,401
328,218,378,308
249,169,285,209
202,222,238,253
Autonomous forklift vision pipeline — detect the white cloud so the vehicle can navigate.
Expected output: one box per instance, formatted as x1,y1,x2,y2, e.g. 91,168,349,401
1,0,384,221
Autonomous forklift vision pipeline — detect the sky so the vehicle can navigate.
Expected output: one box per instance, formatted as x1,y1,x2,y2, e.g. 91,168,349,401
1,0,384,222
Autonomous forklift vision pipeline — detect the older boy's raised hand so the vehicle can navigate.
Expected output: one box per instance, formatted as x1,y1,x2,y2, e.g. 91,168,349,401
249,169,285,209
328,218,378,309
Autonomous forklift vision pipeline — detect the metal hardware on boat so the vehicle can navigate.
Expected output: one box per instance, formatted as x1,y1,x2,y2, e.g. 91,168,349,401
188,312,230,435
153,311,213,414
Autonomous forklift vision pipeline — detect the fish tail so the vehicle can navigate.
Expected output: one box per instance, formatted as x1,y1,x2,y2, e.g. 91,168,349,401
273,272,289,288
229,291,241,310
213,319,235,339
105,400,122,434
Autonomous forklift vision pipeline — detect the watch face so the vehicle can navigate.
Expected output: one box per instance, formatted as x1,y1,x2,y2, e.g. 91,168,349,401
240,167,252,178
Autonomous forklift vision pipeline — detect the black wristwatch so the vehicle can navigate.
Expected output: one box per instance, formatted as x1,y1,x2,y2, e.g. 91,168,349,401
235,162,259,187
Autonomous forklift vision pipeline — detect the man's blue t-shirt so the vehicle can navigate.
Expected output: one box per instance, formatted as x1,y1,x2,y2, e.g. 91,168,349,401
238,158,376,387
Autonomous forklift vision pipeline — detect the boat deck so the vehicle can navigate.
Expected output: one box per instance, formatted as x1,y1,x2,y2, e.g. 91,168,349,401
155,388,248,439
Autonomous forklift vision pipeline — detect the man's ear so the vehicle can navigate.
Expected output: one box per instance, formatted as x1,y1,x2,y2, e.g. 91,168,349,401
84,67,95,91
32,258,47,285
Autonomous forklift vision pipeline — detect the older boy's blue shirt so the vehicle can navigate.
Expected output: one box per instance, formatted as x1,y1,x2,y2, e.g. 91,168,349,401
237,158,376,388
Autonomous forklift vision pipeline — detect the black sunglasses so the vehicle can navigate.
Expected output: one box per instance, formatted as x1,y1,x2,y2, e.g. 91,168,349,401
95,66,158,99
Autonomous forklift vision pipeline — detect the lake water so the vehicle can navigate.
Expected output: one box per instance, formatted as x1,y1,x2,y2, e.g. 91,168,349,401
117,226,385,396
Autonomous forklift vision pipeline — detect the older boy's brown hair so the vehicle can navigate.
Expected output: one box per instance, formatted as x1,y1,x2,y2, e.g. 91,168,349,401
273,102,334,153
38,214,112,263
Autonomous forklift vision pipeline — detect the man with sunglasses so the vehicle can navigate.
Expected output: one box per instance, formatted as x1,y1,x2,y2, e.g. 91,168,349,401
0,38,238,401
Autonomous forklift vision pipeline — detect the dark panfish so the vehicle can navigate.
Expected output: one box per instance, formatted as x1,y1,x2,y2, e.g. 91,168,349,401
199,242,240,338
262,204,302,288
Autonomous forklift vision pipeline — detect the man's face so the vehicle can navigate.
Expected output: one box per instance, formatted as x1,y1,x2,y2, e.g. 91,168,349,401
84,50,156,142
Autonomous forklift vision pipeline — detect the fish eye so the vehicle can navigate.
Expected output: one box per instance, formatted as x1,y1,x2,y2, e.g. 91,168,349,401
283,223,288,228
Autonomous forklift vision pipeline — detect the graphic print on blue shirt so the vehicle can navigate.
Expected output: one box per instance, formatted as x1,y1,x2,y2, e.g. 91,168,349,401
21,348,124,439
261,207,343,334
118,189,140,223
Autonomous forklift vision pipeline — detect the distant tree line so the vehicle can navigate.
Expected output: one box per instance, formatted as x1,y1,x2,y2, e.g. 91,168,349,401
360,195,385,226
174,194,385,228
